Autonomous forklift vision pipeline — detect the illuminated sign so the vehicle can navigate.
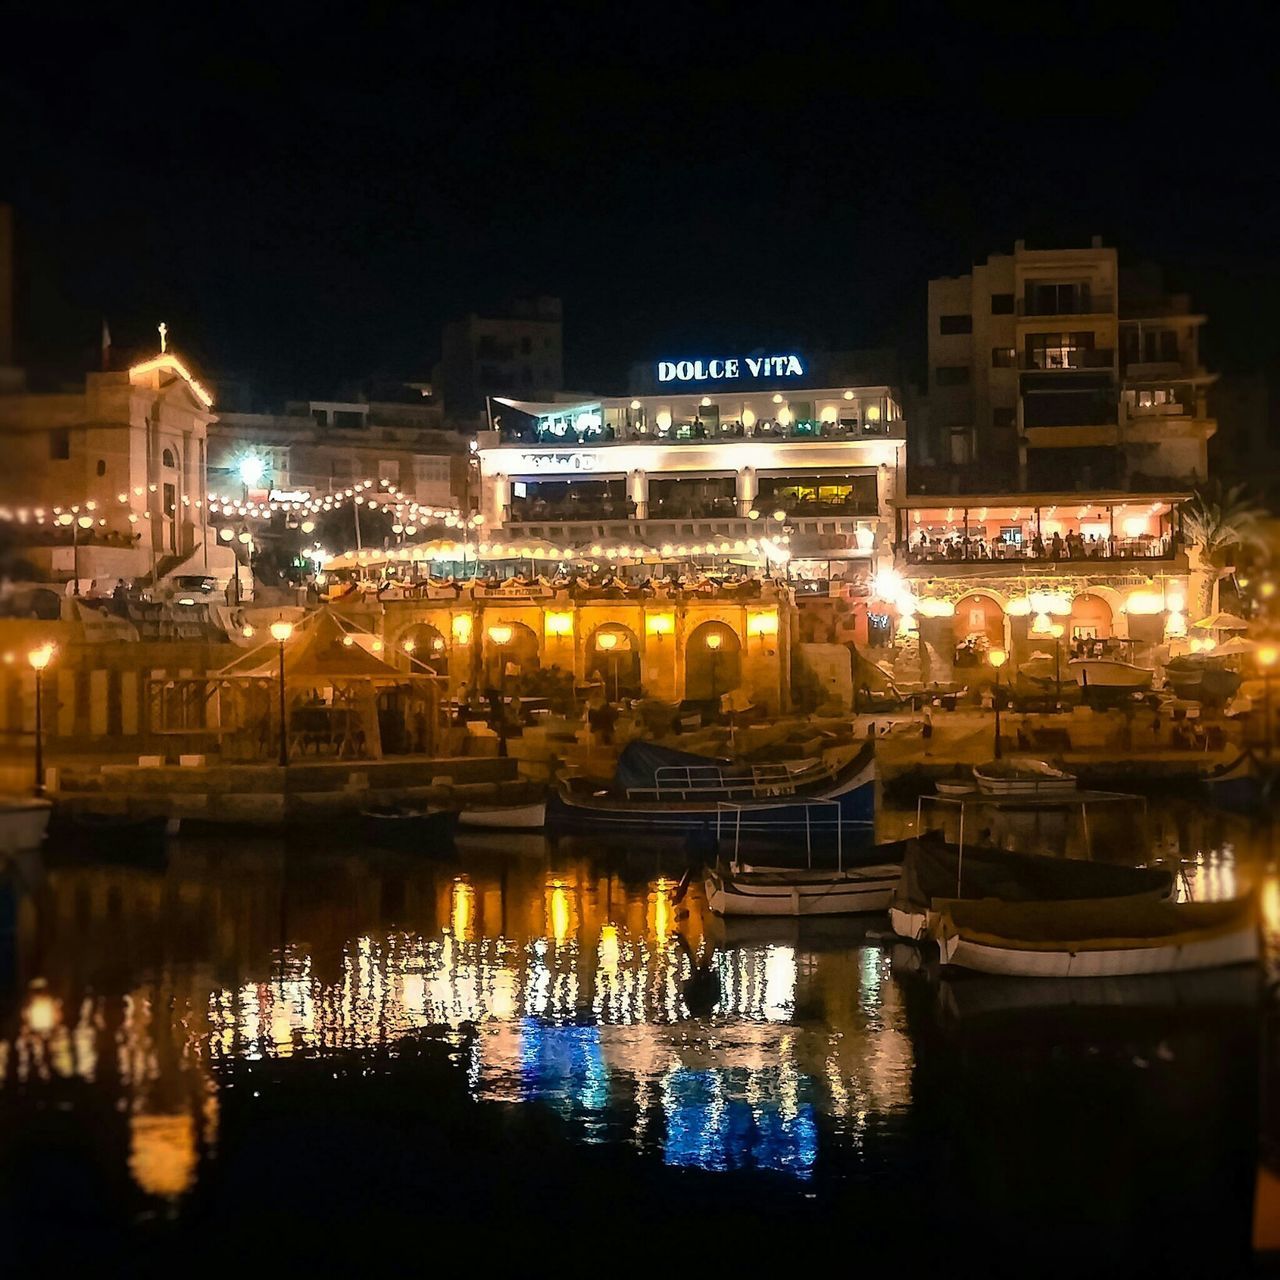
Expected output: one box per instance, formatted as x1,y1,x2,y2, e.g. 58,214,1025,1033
270,489,309,503
516,452,599,472
656,355,805,384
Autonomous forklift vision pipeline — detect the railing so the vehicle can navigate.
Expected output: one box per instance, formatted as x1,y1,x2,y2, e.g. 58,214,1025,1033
626,762,803,801
765,499,880,518
497,419,898,447
1020,348,1115,371
1017,292,1114,317
902,536,1176,566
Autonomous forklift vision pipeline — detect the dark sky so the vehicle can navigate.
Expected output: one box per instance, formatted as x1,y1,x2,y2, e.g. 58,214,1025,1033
4,5,1278,399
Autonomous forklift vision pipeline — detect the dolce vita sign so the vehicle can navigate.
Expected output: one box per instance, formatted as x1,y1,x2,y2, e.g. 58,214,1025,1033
656,354,805,383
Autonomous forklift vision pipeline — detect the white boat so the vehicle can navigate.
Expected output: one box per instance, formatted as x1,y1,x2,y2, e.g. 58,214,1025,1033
1069,657,1153,690
973,759,1077,797
934,893,1259,978
704,863,903,917
456,800,546,831
935,780,976,797
0,797,52,854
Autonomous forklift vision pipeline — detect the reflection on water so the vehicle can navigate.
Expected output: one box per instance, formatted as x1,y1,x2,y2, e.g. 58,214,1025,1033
0,800,1272,1264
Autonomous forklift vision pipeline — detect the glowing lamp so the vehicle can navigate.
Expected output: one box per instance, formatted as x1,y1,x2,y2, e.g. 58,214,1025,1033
1049,623,1065,639
1031,612,1053,636
917,598,955,618
487,624,513,646
630,399,641,410
77,516,93,529
452,614,473,648
843,390,854,401
238,456,266,487
545,612,573,638
1125,590,1165,616
1259,644,1280,670
741,408,757,429
989,648,1008,669
1165,611,1188,638
772,509,786,522
646,613,674,638
771,393,783,405
27,644,53,671
269,620,293,643
656,410,672,431
747,611,779,637
403,639,416,654
25,982,57,1035
705,632,723,652
595,631,619,652
700,396,712,407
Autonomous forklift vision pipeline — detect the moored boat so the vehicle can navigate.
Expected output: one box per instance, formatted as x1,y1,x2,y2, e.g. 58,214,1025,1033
934,892,1259,978
47,810,173,863
0,796,52,854
360,806,457,849
1201,750,1278,808
887,835,1174,941
705,861,903,917
550,739,875,832
1070,657,1153,690
456,800,546,831
973,758,1077,797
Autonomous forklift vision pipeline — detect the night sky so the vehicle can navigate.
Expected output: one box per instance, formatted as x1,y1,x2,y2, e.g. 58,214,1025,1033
3,6,1277,399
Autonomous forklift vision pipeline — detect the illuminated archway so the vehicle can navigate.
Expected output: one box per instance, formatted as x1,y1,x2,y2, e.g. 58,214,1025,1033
482,620,540,688
587,622,641,700
1070,592,1113,641
952,591,1005,664
685,620,742,701
396,621,450,677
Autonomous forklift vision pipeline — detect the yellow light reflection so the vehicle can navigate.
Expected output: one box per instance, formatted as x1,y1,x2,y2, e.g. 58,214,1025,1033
450,877,476,940
129,1112,198,1199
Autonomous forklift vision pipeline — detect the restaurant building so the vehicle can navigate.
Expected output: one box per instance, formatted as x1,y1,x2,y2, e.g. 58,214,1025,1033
478,350,906,600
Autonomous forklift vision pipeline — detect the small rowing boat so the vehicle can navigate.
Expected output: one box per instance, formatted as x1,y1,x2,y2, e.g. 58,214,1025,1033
934,892,1259,978
705,862,903,917
0,796,52,854
456,800,546,831
973,758,1077,797
1069,657,1153,690
360,806,457,850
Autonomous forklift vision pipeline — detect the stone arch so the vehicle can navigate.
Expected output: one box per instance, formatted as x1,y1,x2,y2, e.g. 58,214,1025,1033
586,621,641,700
482,619,540,688
685,620,742,701
952,590,1006,664
396,620,451,677
1070,591,1114,641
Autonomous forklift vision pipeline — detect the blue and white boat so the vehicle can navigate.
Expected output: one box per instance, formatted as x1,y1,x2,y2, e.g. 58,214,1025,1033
549,739,876,832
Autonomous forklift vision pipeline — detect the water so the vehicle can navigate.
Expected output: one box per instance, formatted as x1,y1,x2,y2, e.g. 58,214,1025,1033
0,806,1276,1272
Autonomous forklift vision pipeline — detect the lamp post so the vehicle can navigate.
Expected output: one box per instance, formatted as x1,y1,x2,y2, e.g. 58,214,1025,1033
705,630,723,701
487,624,513,696
269,620,293,767
596,630,619,702
1049,622,1065,710
1260,644,1279,758
989,647,1007,760
28,644,53,797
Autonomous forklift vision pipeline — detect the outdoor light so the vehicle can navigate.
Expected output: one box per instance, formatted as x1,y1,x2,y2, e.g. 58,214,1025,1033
270,621,292,766
843,390,855,400
28,644,53,797
630,399,641,410
700,396,712,407
705,632,723,651
748,510,760,521
989,647,1008,759
747,611,779,638
452,615,473,645
989,648,1007,668
301,520,315,534
238,456,266,488
487,624,513,646
772,509,786,522
237,531,251,544
545,612,573,638
76,515,93,529
242,625,255,638
646,613,674,638
269,620,293,643
24,981,58,1036
403,639,416,654
772,393,783,404
342,635,354,647
596,631,618,651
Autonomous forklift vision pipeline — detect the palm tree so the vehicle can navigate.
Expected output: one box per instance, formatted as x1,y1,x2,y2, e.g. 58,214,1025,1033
1182,483,1268,617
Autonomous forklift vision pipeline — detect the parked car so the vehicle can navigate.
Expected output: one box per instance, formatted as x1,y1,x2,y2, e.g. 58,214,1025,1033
162,574,223,606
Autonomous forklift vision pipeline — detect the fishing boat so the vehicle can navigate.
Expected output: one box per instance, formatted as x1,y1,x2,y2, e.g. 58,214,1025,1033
934,892,1259,978
550,739,875,832
47,810,174,863
1202,750,1279,808
705,862,903,916
360,806,457,849
456,799,546,830
1069,657,1154,690
935,779,976,797
0,796,52,854
1164,655,1242,705
888,835,1174,941
973,758,1077,797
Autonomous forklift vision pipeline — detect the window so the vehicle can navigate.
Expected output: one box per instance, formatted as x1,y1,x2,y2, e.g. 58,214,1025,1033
96,459,106,477
1143,330,1179,362
1025,331,1095,370
163,483,176,518
162,447,176,468
1161,330,1178,361
1025,282,1092,316
378,460,400,485
992,407,1016,428
991,293,1015,315
49,428,70,460
992,347,1016,368
935,366,970,387
939,314,973,335
334,411,364,429
1000,525,1023,545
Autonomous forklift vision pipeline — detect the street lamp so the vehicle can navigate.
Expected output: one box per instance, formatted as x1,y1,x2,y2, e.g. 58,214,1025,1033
1049,622,1065,710
28,644,53,797
1260,644,1279,758
269,620,293,767
596,630,620,702
487,624,513,696
705,630,723,701
989,647,1008,760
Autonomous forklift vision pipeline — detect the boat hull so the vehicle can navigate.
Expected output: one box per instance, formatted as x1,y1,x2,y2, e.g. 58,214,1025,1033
360,809,457,850
456,801,546,831
705,862,900,917
0,799,52,854
1070,659,1153,690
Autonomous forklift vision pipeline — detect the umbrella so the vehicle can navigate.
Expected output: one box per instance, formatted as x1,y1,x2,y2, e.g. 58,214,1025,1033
1192,611,1250,631
1215,636,1259,656
570,535,660,564
478,536,567,562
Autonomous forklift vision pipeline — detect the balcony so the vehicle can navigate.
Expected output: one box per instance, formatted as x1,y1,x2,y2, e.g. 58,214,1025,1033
497,417,898,447
902,538,1175,567
1017,292,1114,317
1021,348,1115,372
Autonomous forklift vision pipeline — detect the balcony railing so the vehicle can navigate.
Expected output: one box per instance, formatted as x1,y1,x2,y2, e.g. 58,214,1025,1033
1020,348,1115,372
1017,293,1114,317
497,418,898,447
902,535,1175,566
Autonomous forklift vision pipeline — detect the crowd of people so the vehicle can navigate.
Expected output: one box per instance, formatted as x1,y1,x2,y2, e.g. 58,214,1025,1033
910,528,1172,563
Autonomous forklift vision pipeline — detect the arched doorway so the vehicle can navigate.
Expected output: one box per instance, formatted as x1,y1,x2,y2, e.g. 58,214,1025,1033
685,621,742,701
952,592,1005,667
397,621,450,677
1070,592,1113,642
483,620,540,690
587,622,641,701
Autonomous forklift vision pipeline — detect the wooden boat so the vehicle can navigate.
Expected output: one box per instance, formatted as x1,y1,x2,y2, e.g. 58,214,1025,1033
1201,750,1279,808
887,835,1174,941
47,810,173,863
935,779,976,797
550,739,875,832
934,892,1259,978
1164,655,1242,705
1069,657,1153,690
456,799,546,831
973,758,1077,797
0,796,52,854
705,862,903,917
360,806,457,849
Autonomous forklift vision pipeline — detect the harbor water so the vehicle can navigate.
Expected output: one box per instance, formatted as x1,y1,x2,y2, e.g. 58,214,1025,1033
0,800,1276,1273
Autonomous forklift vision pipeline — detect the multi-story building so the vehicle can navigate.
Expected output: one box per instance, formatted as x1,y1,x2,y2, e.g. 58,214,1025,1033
924,238,1215,494
0,345,223,586
478,348,906,604
438,297,564,421
208,399,466,511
